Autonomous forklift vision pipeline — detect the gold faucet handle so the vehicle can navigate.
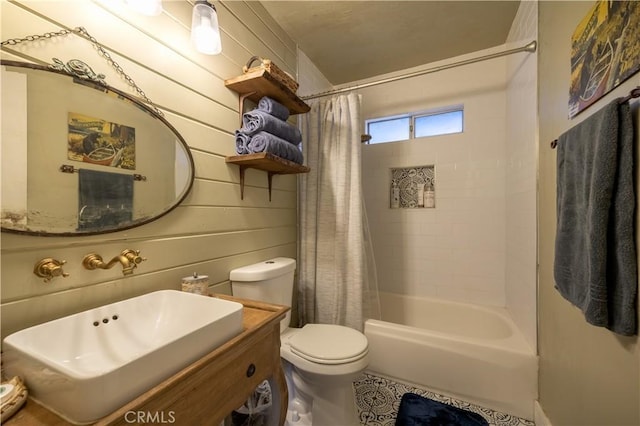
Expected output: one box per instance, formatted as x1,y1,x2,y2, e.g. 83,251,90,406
122,249,146,265
34,258,70,283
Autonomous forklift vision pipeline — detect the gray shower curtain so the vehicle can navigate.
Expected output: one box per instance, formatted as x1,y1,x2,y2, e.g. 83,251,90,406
298,93,380,331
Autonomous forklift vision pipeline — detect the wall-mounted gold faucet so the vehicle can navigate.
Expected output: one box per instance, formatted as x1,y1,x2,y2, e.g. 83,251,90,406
34,258,70,282
82,249,147,276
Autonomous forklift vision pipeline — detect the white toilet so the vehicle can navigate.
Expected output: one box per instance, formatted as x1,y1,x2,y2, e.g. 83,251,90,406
230,257,368,426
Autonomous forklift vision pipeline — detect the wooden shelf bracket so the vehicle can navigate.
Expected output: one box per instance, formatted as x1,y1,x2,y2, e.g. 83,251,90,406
237,167,285,202
226,153,310,202
238,91,257,127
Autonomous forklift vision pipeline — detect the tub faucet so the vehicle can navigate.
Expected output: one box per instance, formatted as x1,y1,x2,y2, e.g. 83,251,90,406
82,249,146,276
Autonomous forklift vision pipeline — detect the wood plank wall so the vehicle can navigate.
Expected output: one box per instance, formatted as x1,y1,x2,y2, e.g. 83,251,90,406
0,0,299,340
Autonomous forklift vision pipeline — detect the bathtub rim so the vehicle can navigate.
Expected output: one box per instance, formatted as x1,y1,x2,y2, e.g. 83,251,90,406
369,291,536,355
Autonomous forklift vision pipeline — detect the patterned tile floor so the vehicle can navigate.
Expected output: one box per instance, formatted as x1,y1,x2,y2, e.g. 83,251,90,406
354,372,535,426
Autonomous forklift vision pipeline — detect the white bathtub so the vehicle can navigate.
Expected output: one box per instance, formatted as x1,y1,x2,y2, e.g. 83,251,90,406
364,292,538,419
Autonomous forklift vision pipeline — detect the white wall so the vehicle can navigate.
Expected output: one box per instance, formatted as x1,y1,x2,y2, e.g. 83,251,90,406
505,0,538,350
355,4,538,319
360,48,509,306
1,0,299,341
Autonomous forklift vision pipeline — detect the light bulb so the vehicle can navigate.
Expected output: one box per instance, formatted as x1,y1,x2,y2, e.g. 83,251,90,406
191,1,222,55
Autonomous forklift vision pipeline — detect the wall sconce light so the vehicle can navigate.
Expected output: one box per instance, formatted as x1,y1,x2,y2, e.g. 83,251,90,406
126,0,163,16
191,0,222,55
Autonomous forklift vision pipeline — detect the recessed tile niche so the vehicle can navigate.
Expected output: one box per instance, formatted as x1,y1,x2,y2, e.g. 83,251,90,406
390,165,435,209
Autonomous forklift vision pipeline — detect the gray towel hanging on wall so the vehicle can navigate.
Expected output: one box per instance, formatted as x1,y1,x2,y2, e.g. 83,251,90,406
553,97,637,336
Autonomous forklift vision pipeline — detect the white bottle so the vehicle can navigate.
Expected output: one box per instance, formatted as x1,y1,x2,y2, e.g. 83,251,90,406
391,180,400,209
417,184,425,207
424,183,435,208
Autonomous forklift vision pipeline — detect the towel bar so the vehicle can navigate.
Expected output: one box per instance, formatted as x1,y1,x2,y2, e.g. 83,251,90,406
550,86,640,149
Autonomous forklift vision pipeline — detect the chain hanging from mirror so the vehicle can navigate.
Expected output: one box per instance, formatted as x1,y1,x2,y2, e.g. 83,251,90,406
1,26,163,117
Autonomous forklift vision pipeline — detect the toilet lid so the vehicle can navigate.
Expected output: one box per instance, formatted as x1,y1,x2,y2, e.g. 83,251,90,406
288,324,368,364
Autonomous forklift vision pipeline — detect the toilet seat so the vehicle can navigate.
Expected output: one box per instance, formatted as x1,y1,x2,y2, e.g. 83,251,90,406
288,324,368,365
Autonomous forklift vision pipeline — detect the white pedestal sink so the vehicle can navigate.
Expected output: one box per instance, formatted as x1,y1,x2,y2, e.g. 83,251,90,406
2,290,243,424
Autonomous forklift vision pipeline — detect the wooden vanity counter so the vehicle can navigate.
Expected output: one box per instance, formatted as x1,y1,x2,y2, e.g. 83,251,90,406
5,295,289,426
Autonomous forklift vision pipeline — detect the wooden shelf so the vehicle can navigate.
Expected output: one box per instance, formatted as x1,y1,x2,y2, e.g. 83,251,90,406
224,68,310,201
224,69,310,115
226,153,309,201
226,152,309,173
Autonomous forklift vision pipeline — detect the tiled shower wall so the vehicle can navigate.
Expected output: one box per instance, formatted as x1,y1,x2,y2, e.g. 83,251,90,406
358,4,537,326
359,50,508,306
505,1,538,350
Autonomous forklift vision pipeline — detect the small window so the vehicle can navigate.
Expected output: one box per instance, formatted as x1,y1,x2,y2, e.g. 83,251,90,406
365,106,463,144
414,110,463,138
367,116,410,144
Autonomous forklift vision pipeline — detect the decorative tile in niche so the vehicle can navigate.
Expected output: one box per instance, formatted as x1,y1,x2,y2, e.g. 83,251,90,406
390,166,435,209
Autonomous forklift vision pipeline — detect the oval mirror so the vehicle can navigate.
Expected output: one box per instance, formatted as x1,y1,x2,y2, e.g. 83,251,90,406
1,60,194,236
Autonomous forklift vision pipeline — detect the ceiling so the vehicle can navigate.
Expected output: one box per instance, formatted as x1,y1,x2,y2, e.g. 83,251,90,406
259,1,521,85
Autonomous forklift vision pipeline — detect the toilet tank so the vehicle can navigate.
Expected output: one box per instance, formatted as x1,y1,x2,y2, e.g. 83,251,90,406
230,257,296,330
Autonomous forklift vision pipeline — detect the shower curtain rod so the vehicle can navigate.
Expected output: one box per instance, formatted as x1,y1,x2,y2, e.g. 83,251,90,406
301,41,537,101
